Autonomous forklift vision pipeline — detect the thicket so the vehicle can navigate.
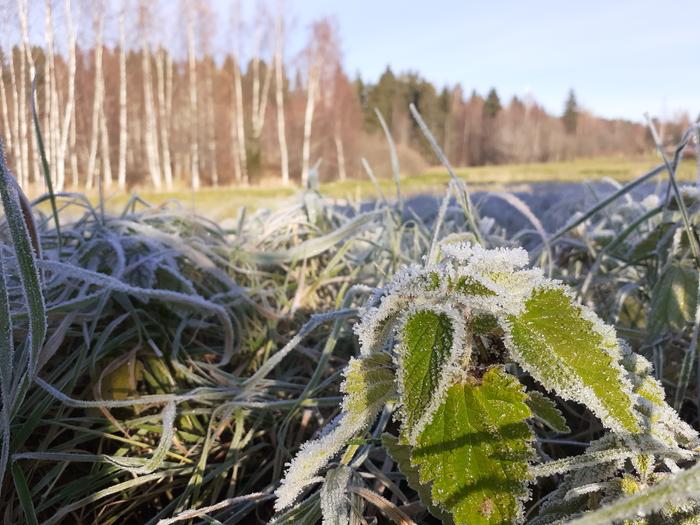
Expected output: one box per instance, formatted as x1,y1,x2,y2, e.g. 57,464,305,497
1,0,688,191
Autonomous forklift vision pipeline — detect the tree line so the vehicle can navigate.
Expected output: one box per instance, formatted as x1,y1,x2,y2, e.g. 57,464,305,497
0,0,689,192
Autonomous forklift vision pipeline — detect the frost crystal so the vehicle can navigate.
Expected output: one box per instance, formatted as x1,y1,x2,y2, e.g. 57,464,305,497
440,241,529,270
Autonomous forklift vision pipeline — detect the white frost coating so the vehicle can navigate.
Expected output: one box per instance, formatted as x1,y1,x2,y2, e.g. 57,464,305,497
530,442,693,480
440,241,529,270
274,357,394,511
320,466,353,525
566,460,700,525
394,303,471,445
355,294,406,356
274,411,371,511
355,245,542,358
641,194,660,211
565,482,617,501
104,402,176,474
355,263,434,356
621,347,699,446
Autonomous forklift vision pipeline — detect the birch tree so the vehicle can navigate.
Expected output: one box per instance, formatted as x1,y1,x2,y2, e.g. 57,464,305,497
231,0,247,185
85,3,107,190
17,0,34,186
300,64,319,188
273,9,289,185
184,0,200,189
0,52,12,157
8,49,20,183
44,0,60,185
117,6,128,190
205,58,218,186
59,0,77,189
300,19,339,187
156,48,174,189
249,5,273,182
139,2,163,189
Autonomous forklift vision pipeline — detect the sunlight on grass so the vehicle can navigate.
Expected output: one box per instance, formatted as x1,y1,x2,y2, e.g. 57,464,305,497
68,157,698,220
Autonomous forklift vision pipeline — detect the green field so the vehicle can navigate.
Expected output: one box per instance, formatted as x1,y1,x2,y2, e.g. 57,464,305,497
71,156,697,219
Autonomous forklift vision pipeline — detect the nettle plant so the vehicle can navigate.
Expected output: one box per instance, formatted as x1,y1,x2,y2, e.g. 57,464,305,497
274,243,700,524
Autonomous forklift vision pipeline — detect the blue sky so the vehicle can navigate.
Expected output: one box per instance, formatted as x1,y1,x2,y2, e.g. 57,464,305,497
16,0,699,122
282,0,699,122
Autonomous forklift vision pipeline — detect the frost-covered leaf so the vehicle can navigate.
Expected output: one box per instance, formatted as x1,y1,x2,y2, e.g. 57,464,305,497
527,391,570,434
356,294,407,356
504,286,640,434
648,263,697,338
629,222,674,262
449,274,497,297
411,367,533,525
274,353,395,511
320,466,364,525
382,433,454,524
621,350,698,447
396,307,469,444
565,460,700,525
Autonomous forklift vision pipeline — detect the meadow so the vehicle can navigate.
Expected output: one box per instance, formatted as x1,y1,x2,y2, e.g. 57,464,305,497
66,157,699,220
3,120,700,525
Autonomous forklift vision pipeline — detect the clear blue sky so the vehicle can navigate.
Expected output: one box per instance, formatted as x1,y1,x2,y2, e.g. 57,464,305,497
17,0,699,122
283,0,699,122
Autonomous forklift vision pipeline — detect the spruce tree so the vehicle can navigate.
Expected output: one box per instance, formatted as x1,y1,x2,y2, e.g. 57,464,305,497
483,87,501,118
563,89,578,134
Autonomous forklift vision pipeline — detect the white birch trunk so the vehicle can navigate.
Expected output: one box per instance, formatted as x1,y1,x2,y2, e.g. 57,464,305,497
17,0,33,187
99,103,112,190
117,10,128,190
205,61,218,186
301,66,319,187
0,59,12,155
142,41,162,189
58,0,77,190
85,12,104,191
8,52,20,180
155,48,173,189
335,127,346,181
251,29,261,138
44,0,55,179
274,14,289,185
233,56,248,185
186,10,200,190
165,51,174,184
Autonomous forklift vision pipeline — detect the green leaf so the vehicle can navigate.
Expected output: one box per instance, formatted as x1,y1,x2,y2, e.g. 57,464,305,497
397,308,461,444
526,391,570,434
505,286,640,434
11,462,38,525
382,433,454,524
411,367,533,525
450,274,497,296
0,148,46,379
342,353,396,415
648,263,698,338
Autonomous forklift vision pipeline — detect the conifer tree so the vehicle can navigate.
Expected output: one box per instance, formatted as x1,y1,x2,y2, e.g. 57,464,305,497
483,87,502,118
563,88,578,134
